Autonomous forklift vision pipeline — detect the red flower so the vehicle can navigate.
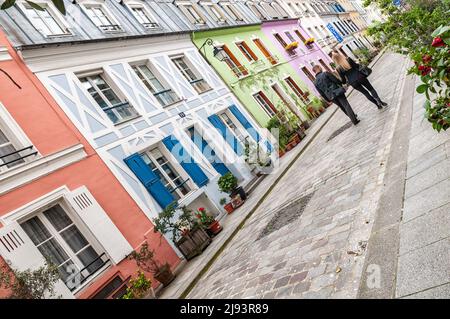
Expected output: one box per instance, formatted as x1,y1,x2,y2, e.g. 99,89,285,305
418,65,432,76
198,207,205,212
431,37,445,47
422,55,432,63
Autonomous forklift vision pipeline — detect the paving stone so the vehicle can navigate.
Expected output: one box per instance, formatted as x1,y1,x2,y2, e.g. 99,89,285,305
273,276,291,289
401,283,450,299
405,159,450,198
311,273,337,291
289,271,308,284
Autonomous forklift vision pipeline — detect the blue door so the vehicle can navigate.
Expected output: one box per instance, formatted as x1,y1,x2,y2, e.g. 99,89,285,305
188,127,230,176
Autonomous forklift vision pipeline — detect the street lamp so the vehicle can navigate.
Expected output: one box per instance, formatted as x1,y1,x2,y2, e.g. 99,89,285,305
198,38,227,62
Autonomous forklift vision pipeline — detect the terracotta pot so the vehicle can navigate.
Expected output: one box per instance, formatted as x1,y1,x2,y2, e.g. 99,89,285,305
224,203,234,214
208,220,222,235
278,149,285,157
154,264,175,286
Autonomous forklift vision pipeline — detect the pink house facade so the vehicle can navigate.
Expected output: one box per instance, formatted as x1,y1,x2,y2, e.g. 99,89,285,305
261,18,335,96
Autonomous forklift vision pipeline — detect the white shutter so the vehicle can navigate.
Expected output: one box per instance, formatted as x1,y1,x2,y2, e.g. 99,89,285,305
66,186,133,264
0,222,74,299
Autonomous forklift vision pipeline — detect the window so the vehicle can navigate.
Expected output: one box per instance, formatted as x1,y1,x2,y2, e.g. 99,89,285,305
85,6,122,32
0,128,25,171
247,3,266,20
253,91,277,117
132,64,179,107
319,59,332,72
179,3,205,24
219,45,248,78
203,2,227,23
219,112,248,145
301,66,316,82
294,29,307,43
236,41,258,62
130,6,158,29
141,148,190,200
273,33,288,47
220,2,244,21
24,4,68,37
285,76,310,102
260,2,279,18
79,74,139,124
285,31,296,43
171,56,211,94
253,38,277,65
21,204,106,290
271,2,288,18
92,275,130,299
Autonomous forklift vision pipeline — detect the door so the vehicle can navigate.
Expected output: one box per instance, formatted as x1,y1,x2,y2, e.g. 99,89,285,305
188,127,230,176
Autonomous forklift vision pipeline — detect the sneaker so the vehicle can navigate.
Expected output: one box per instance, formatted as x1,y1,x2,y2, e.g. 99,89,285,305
381,101,388,106
353,118,361,125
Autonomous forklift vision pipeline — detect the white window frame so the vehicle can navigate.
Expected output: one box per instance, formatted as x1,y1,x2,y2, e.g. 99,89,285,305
0,186,108,294
176,1,207,25
246,1,267,20
252,91,277,117
77,70,139,125
235,41,257,62
125,2,159,29
219,2,244,22
18,1,72,37
0,102,38,174
171,55,211,94
80,2,123,33
219,111,251,146
141,146,194,200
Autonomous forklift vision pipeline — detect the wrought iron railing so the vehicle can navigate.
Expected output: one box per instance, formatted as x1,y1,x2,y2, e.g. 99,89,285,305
99,24,122,32
65,253,110,292
142,22,159,29
230,65,249,78
0,145,38,169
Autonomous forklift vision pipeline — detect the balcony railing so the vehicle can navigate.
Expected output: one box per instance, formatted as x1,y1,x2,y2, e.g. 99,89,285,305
65,253,110,292
99,24,122,32
230,65,249,78
0,145,38,170
142,22,159,29
266,55,279,65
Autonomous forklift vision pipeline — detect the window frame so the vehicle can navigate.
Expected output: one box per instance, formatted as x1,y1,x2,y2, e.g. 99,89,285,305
81,3,123,33
19,1,72,37
219,111,250,146
235,41,258,62
252,91,277,117
171,55,211,94
201,1,228,24
130,62,181,107
78,71,139,125
126,3,159,29
219,2,244,22
176,1,207,25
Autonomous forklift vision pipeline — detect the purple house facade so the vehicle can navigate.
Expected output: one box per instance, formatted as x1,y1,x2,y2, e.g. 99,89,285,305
261,19,335,96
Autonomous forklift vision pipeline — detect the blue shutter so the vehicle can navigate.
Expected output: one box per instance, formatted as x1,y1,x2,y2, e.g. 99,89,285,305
229,105,273,153
123,153,176,209
162,135,209,187
189,128,230,176
208,114,243,156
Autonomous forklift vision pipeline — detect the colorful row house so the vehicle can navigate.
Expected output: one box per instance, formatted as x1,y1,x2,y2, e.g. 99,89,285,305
0,31,180,299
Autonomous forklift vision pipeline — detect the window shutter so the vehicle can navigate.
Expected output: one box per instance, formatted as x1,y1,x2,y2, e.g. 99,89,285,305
162,135,209,187
66,187,133,265
229,105,273,152
208,114,243,156
124,153,176,209
0,222,74,299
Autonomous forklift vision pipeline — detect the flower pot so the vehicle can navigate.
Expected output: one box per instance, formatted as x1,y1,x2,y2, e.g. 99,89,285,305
154,264,175,286
278,149,285,157
207,220,222,235
231,194,244,208
231,186,247,201
223,203,234,214
175,226,211,261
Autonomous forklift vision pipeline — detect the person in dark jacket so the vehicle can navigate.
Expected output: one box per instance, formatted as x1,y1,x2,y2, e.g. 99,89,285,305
331,51,387,109
312,65,360,125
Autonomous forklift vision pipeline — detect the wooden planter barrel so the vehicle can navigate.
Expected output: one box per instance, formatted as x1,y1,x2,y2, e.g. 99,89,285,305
175,226,211,260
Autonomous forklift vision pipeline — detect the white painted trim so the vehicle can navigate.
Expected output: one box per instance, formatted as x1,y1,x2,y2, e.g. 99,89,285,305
0,144,87,195
0,46,12,61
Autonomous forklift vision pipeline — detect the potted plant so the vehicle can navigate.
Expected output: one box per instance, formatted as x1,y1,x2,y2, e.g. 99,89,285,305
153,203,211,261
195,207,222,236
304,38,315,49
284,41,299,51
220,197,234,214
121,271,152,299
129,241,175,287
244,139,273,176
218,172,247,201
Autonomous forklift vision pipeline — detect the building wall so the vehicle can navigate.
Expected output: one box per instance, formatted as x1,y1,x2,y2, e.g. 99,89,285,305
261,19,334,95
0,31,180,298
192,24,317,129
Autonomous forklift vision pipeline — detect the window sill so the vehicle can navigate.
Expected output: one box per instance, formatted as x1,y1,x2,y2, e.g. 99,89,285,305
73,261,112,296
113,115,142,127
162,99,185,109
197,88,214,95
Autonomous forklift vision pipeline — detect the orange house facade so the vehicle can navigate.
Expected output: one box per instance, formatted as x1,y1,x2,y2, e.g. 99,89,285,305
0,32,180,299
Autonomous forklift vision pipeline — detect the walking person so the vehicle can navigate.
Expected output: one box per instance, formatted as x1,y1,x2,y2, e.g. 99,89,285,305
312,65,360,125
331,51,387,109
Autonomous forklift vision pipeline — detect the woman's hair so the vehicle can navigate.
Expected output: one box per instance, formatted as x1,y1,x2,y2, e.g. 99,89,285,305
331,51,351,71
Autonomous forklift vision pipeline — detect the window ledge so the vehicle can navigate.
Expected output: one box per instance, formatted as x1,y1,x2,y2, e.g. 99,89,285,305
177,187,205,207
113,115,142,127
0,144,87,195
197,88,214,95
162,99,185,109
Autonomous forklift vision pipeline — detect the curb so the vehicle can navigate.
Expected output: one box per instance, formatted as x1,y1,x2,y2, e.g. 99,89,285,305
177,49,388,299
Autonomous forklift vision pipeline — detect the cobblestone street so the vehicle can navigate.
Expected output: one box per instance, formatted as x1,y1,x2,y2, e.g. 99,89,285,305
186,52,420,299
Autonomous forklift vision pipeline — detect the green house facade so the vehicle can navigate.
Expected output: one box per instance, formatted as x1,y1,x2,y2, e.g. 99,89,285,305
192,24,321,130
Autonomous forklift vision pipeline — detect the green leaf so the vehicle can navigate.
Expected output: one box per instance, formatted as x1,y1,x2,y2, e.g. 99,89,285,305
51,0,65,15
432,25,450,37
1,0,16,10
416,84,428,94
25,1,44,11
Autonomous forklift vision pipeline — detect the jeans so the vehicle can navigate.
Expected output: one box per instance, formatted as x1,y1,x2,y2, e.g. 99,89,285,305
352,77,382,106
333,94,358,124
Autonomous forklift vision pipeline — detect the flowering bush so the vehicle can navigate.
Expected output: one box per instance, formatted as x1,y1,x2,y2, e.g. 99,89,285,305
195,207,215,227
285,42,299,50
304,38,315,45
121,271,151,299
409,25,450,132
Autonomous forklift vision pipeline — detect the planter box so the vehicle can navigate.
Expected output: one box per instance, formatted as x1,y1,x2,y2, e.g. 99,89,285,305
175,226,211,261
